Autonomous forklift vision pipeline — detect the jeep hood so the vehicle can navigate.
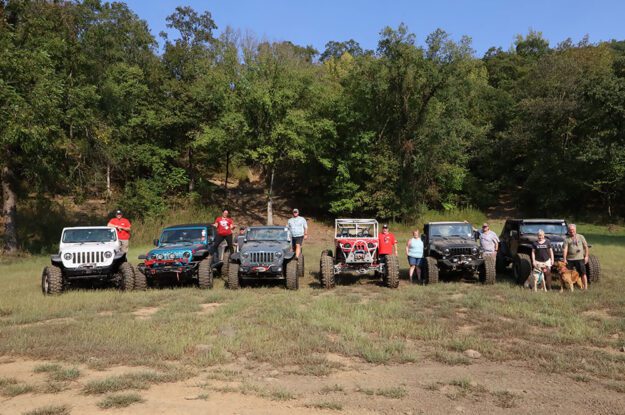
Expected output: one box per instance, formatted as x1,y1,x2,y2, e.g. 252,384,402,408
519,235,565,244
432,237,478,250
148,243,206,256
241,241,289,252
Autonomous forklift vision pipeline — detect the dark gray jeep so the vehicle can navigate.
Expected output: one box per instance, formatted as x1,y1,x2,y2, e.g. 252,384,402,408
227,226,298,290
421,221,495,285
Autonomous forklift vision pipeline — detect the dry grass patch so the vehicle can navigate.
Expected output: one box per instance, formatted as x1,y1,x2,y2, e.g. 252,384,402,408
97,392,145,409
82,370,190,395
0,376,36,397
22,405,71,415
305,401,343,410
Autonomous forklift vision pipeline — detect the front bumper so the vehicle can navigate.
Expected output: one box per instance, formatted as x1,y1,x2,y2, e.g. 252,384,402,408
62,266,116,279
439,256,484,270
138,261,198,279
239,263,283,277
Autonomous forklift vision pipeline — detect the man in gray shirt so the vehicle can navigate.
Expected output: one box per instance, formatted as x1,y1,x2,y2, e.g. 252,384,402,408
479,222,499,255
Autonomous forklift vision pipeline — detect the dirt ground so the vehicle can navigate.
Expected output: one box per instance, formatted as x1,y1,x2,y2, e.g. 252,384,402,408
2,354,624,415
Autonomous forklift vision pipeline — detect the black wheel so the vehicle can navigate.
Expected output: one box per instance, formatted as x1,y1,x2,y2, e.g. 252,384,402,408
385,255,400,288
423,256,439,284
41,266,63,295
286,259,298,290
480,255,496,284
198,256,214,289
118,262,135,291
134,268,147,291
513,253,531,284
297,254,305,278
228,262,240,289
586,254,601,283
221,251,230,278
320,251,335,289
496,251,508,272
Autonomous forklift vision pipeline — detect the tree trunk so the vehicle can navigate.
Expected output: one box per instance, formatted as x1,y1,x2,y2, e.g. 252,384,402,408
224,151,230,192
266,166,274,225
188,147,195,192
2,155,18,254
106,163,112,198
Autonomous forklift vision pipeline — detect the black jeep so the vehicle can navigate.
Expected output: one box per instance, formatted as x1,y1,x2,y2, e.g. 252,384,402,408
421,222,495,284
497,219,601,285
227,226,298,290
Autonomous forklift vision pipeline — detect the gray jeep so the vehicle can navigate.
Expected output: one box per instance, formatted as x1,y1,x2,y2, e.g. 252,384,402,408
228,226,298,290
421,221,495,284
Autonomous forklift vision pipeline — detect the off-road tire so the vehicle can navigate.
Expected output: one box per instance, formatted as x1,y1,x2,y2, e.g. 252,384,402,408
480,255,496,284
228,262,240,289
297,254,305,278
221,251,230,277
586,254,601,283
320,251,335,289
385,255,400,288
286,259,299,290
513,253,531,284
423,256,439,284
41,265,63,295
134,268,147,291
198,256,214,289
118,262,135,291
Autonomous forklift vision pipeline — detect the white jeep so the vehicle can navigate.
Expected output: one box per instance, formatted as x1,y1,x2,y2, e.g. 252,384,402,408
41,226,136,294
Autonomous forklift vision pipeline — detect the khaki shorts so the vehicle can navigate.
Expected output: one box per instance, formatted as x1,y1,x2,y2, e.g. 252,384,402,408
120,239,129,254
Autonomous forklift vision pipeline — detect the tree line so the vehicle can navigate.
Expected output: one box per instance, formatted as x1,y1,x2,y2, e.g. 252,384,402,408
2,1,625,253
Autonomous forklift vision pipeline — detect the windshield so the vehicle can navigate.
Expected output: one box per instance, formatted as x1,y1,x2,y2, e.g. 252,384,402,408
520,223,567,235
246,228,290,241
160,228,207,245
62,228,117,243
430,224,474,238
336,224,375,238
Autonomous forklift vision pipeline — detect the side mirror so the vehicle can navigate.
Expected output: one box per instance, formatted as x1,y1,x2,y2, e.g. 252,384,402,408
153,239,159,247
138,254,147,260
473,230,480,240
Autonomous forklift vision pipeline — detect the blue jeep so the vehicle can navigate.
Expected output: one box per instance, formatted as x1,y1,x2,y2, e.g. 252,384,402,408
136,223,227,289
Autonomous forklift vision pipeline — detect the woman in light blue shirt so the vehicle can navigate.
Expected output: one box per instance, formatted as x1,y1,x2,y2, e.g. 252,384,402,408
406,230,424,284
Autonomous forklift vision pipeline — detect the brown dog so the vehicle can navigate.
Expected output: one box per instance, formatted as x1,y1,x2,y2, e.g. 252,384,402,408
555,261,583,292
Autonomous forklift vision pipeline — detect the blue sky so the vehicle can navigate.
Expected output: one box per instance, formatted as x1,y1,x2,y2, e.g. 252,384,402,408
124,0,625,56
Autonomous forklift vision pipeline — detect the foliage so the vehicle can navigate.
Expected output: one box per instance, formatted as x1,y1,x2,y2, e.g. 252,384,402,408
2,1,625,251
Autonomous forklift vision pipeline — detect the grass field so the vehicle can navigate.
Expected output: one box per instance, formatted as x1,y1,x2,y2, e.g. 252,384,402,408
1,222,625,413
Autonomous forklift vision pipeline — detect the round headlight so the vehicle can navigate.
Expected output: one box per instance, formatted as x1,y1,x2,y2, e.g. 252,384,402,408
183,251,191,258
63,253,72,260
443,248,450,255
168,253,176,260
157,254,164,260
275,251,282,257
471,247,478,254
242,252,249,258
367,243,375,248
104,251,113,259
343,243,351,249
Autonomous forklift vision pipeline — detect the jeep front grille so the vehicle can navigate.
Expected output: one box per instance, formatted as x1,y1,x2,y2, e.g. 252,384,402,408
250,252,274,264
72,251,106,264
551,242,564,253
449,247,474,256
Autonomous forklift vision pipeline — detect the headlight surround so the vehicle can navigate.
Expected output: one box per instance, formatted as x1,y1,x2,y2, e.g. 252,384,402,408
343,243,351,249
443,248,450,256
242,252,249,258
63,253,72,261
367,243,375,249
275,251,282,258
157,254,164,260
168,253,176,260
183,251,191,259
471,247,478,255
104,251,113,259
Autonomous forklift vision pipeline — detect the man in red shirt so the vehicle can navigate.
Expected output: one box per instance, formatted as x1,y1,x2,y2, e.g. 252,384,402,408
378,223,398,260
107,209,132,254
212,209,236,255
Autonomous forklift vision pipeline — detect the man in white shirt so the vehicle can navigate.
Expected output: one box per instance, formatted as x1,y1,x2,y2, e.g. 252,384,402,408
287,208,308,258
479,222,499,256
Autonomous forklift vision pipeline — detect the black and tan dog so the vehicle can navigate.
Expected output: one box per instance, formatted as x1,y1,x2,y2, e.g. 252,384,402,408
554,261,584,292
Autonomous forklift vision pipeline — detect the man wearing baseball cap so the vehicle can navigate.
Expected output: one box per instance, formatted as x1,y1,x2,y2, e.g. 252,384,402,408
287,208,308,258
479,222,499,256
107,209,132,254
378,224,398,259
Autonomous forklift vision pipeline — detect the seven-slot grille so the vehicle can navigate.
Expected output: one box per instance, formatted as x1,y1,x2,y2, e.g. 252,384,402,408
551,242,564,253
71,251,107,264
449,247,474,256
250,251,275,264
